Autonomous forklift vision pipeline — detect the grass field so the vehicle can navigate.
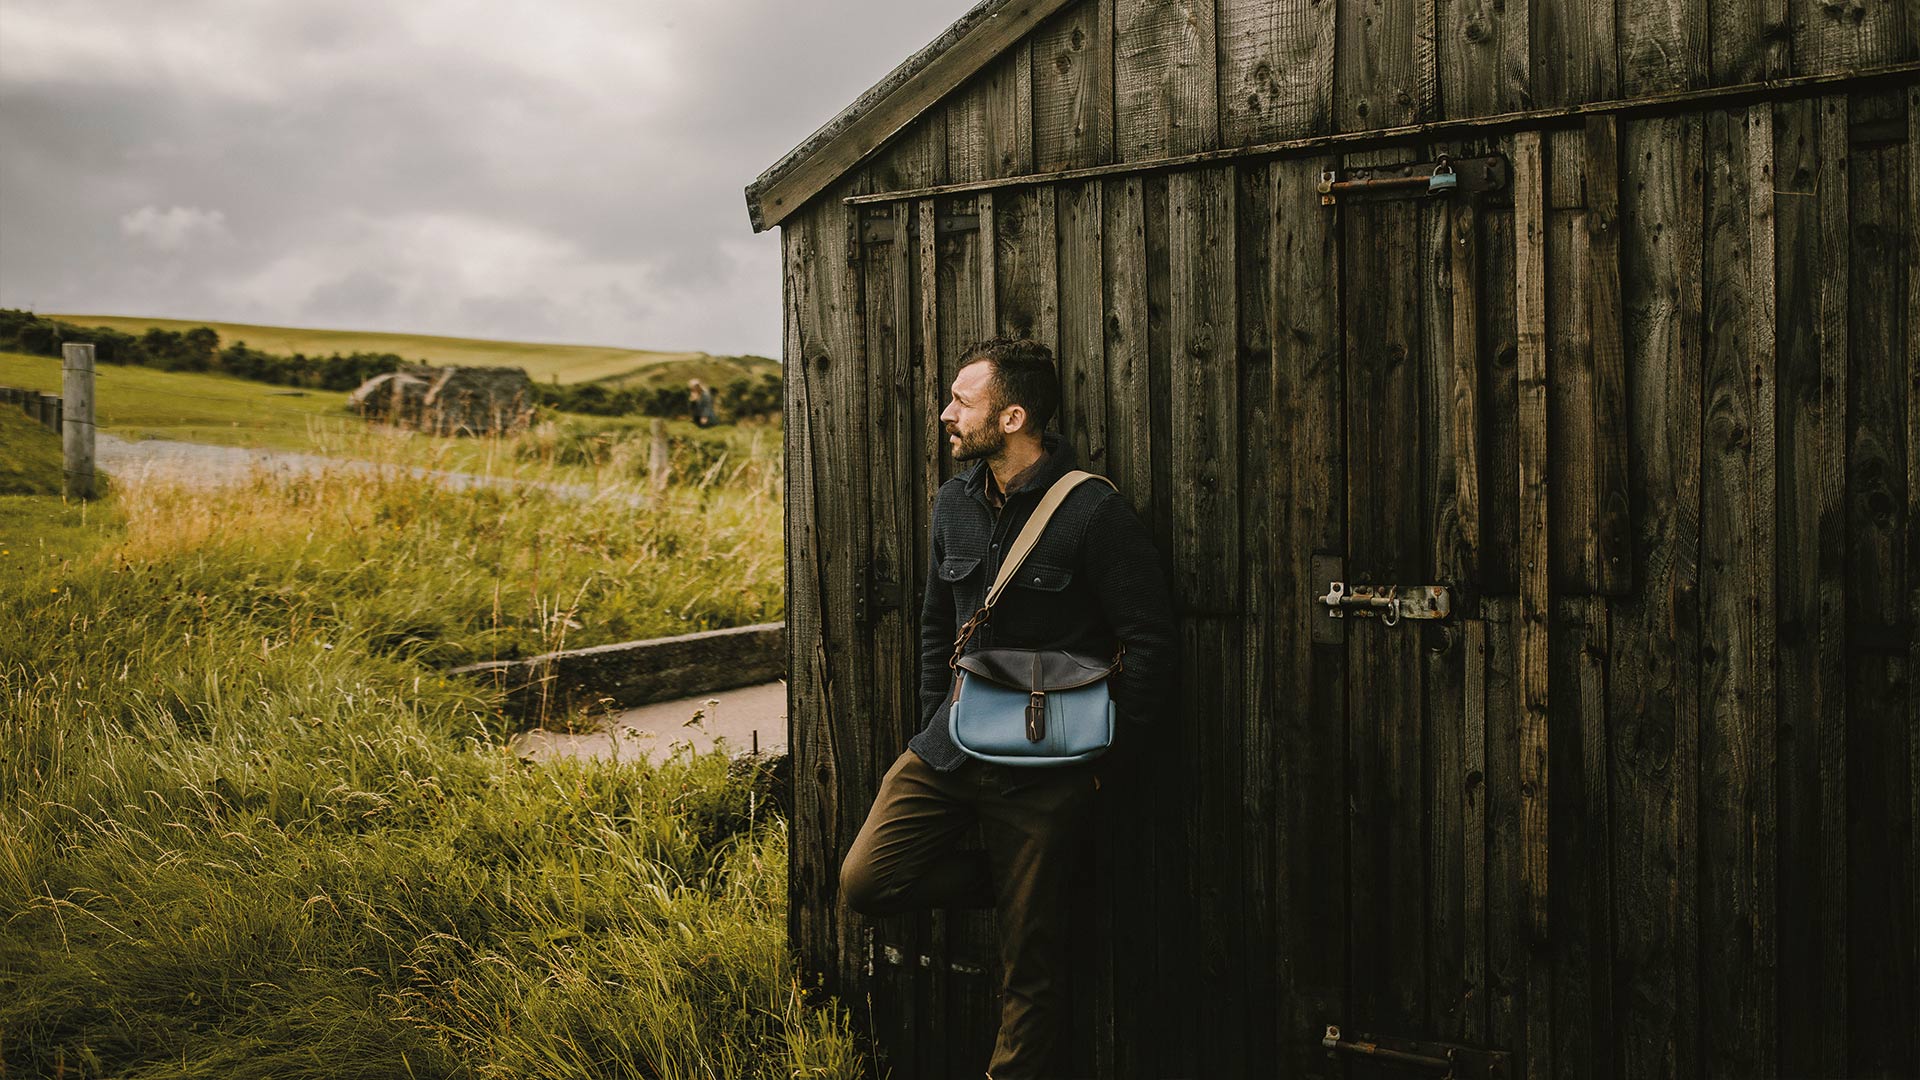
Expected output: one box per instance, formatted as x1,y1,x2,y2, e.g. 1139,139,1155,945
48,313,774,387
0,406,67,495
0,430,851,1077
1,350,358,451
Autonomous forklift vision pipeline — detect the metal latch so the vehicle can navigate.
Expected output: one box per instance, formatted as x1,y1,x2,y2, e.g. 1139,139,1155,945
1322,1025,1509,1078
1318,154,1508,206
1318,582,1451,626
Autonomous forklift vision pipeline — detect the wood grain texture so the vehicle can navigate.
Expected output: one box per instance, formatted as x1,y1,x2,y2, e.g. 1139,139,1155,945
1342,188,1430,1047
993,186,1060,344
1480,204,1522,595
1269,154,1349,1074
1532,0,1620,107
1451,200,1485,595
1844,86,1916,1076
1218,0,1337,144
1482,595,1527,1060
1168,167,1241,609
1057,180,1108,468
1618,0,1708,95
1033,0,1113,171
1436,0,1531,120
1548,596,1614,1080
983,44,1036,179
1699,104,1780,1079
1610,112,1705,1080
1235,160,1279,1070
1461,617,1490,1044
1771,92,1850,1078
1712,0,1792,84
1512,128,1553,1080
1114,0,1220,161
1584,115,1633,594
1337,0,1440,130
1791,0,1913,77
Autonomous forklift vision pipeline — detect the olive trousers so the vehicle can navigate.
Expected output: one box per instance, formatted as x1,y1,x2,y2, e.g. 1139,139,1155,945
839,747,1100,1079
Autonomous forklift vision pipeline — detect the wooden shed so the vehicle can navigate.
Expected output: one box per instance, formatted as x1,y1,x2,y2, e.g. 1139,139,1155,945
747,3,1917,1075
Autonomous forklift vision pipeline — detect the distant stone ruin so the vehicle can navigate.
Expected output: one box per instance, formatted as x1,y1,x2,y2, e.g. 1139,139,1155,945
349,365,534,436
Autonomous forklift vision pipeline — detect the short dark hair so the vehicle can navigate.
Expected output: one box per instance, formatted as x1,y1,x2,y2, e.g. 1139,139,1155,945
960,337,1059,433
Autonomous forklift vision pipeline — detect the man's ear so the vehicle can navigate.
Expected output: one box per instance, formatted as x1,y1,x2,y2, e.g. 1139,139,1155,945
999,403,1028,435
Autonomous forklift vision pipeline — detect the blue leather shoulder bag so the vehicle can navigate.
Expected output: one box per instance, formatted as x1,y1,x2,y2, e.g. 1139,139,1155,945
946,471,1123,767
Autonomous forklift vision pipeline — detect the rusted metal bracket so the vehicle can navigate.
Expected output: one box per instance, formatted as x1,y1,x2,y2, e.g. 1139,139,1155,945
1322,1025,1510,1078
1319,154,1507,206
855,564,903,624
858,207,977,245
1318,582,1452,626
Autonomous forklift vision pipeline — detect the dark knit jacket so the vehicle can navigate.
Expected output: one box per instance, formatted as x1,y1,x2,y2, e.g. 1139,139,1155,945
909,433,1178,772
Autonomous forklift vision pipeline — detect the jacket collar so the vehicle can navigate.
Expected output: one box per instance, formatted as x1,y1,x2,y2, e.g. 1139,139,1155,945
962,431,1077,505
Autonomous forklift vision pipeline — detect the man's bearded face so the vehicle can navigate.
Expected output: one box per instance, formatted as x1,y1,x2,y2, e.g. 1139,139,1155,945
940,360,1010,462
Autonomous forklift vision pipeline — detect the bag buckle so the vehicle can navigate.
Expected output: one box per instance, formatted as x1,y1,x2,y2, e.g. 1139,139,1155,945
1025,691,1047,742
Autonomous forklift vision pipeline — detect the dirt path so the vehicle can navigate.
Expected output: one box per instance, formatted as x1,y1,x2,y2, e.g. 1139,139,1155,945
96,433,644,504
509,681,787,766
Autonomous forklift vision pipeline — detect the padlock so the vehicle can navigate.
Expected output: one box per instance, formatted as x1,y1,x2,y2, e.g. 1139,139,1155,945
1428,165,1458,194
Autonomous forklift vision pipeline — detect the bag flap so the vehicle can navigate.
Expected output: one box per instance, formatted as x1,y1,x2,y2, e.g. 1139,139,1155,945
956,646,1115,691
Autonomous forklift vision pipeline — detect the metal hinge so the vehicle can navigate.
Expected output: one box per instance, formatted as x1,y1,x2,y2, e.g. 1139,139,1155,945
1319,154,1508,206
1323,1025,1509,1078
855,566,903,624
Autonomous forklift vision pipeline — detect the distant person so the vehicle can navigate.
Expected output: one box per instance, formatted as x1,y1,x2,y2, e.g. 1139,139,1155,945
688,379,717,428
837,337,1176,1077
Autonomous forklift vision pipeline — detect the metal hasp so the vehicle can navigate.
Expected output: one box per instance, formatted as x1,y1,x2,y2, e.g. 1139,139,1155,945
1318,153,1507,206
1322,1025,1510,1078
1318,582,1452,626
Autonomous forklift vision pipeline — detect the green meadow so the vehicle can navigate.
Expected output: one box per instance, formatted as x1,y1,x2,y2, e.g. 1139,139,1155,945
0,404,858,1077
47,313,774,388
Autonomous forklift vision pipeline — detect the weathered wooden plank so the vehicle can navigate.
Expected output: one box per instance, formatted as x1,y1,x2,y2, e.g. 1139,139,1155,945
1483,595,1526,1057
1114,0,1219,161
992,186,1059,344
1169,167,1240,608
1532,0,1620,107
983,44,1035,179
1481,202,1522,595
1103,177,1153,512
1143,171,1192,1078
1792,0,1912,77
1772,92,1850,1077
1169,166,1243,1075
1269,154,1348,1074
1698,104,1780,1080
1712,0,1792,84
859,200,919,1074
1338,0,1438,130
1610,111,1705,1080
1451,199,1485,596
1095,172,1155,1079
1421,192,1473,1041
782,212,835,1006
1545,203,1602,594
1033,0,1113,172
1585,115,1633,594
1845,85,1917,1076
1512,127,1552,1080
1343,186,1430,1047
1437,0,1531,119
1909,79,1920,1080
1461,617,1490,1044
947,77,990,186
1233,160,1278,1072
1618,0,1708,95
1219,0,1336,144
1548,596,1613,1080
870,112,948,193
908,197,952,1080
1057,181,1107,468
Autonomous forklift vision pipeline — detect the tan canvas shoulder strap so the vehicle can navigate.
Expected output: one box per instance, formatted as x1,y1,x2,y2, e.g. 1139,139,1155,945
950,470,1114,665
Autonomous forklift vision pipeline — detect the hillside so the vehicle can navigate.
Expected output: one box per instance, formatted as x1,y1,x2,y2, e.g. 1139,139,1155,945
47,314,774,387
0,406,63,495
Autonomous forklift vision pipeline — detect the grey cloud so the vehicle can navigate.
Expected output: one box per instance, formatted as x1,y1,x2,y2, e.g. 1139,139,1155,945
0,0,959,356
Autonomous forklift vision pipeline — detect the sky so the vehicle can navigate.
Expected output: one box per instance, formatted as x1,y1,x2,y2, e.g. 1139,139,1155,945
0,1,963,357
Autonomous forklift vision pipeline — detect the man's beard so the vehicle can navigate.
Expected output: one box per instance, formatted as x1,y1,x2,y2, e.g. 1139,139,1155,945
947,421,1005,462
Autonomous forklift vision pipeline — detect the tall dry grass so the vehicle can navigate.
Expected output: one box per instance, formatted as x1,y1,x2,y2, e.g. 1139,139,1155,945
0,434,867,1078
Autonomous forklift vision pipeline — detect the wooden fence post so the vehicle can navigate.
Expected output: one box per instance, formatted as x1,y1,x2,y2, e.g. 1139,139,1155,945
649,418,670,490
62,344,96,499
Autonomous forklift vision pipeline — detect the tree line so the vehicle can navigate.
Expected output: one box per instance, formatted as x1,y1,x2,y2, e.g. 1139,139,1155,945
0,309,782,420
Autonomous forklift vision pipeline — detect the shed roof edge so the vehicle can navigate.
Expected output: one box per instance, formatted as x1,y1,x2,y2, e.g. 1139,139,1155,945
743,0,1071,233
